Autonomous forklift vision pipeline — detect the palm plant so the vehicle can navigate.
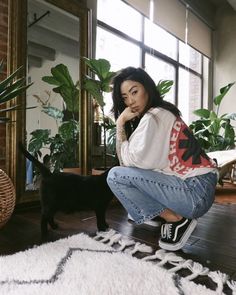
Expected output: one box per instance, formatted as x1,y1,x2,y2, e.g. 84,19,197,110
0,60,32,123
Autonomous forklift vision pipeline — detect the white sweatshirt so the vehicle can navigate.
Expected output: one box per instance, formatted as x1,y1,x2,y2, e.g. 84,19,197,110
118,108,217,179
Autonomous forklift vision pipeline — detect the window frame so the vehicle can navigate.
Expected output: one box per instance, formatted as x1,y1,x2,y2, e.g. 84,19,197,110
96,0,209,119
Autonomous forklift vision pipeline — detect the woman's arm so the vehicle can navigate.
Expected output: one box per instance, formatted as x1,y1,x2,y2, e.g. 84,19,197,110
116,107,139,165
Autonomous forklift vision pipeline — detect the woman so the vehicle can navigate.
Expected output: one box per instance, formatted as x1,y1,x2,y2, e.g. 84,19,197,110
106,67,218,251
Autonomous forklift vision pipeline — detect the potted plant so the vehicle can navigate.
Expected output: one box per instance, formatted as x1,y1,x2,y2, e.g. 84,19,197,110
82,57,117,170
28,63,80,173
189,82,236,152
0,59,32,228
0,60,32,123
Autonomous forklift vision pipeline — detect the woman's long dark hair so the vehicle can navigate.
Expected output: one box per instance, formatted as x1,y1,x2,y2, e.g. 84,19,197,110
112,67,181,138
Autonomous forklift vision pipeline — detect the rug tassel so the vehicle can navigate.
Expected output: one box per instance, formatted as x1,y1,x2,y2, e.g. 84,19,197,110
168,259,193,273
156,252,183,267
208,271,228,294
227,279,236,294
125,242,152,255
142,249,183,268
185,262,209,280
107,233,122,246
94,229,116,242
117,238,136,251
142,249,166,261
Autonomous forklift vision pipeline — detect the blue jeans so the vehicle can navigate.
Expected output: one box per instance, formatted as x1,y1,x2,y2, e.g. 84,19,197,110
107,167,217,224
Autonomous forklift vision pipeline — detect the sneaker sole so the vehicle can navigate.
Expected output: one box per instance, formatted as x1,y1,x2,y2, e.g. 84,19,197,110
128,214,161,227
158,219,197,251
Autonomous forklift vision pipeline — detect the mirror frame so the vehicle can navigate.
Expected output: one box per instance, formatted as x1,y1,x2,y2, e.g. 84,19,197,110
6,0,91,205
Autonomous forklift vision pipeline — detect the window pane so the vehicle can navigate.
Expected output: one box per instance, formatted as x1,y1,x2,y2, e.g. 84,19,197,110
97,0,142,41
144,18,177,60
203,56,209,109
96,27,141,115
179,41,202,74
178,68,201,124
96,27,141,71
145,53,176,104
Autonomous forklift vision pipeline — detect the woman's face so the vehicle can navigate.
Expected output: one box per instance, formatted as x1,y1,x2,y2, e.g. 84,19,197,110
120,80,149,115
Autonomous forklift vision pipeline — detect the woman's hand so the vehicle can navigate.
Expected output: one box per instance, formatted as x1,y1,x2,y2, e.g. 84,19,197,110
117,107,139,126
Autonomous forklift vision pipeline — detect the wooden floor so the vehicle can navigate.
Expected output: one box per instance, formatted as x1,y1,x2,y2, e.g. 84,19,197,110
0,184,236,293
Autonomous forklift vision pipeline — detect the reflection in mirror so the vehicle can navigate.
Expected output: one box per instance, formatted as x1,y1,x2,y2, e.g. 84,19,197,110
26,0,80,190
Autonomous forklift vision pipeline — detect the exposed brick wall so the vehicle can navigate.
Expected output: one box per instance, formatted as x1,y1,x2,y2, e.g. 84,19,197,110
0,0,8,171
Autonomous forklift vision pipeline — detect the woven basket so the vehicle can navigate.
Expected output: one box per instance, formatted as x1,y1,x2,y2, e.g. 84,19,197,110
0,169,16,229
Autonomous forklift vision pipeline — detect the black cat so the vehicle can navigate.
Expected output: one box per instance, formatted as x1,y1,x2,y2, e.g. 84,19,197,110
19,143,114,239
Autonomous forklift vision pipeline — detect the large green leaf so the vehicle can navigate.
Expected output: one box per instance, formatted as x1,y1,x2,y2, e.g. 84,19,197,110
28,129,51,156
101,72,117,92
42,64,79,112
223,121,235,145
58,85,80,112
0,65,24,94
214,82,235,106
58,119,79,141
42,106,64,121
83,57,112,81
193,108,210,118
42,76,61,86
83,78,104,107
50,64,74,88
209,110,217,120
156,80,174,98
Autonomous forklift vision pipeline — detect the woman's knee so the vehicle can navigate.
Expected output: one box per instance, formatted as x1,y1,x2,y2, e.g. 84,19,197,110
107,166,120,186
107,166,131,187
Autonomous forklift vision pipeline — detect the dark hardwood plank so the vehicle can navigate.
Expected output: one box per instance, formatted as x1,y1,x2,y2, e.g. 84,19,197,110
0,193,236,294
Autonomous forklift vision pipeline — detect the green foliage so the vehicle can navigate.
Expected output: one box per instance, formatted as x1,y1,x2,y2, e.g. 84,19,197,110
156,79,174,98
189,82,236,152
42,64,79,113
83,57,116,107
28,64,80,172
82,57,117,168
0,60,32,123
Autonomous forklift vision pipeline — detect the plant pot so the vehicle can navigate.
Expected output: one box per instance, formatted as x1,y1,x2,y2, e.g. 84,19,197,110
0,169,16,229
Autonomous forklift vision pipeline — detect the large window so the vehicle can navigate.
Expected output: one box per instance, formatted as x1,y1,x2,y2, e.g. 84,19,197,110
96,0,210,124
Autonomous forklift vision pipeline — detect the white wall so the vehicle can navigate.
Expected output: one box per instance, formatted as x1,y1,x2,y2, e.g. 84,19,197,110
213,3,236,121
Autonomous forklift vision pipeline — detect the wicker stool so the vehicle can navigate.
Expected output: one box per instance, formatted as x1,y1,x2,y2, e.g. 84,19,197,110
0,169,16,229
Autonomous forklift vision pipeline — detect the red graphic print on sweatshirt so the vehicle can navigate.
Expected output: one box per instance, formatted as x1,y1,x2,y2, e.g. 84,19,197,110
168,118,216,175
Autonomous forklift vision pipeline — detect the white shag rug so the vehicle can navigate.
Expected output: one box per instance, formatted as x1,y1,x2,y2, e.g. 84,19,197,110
0,231,235,295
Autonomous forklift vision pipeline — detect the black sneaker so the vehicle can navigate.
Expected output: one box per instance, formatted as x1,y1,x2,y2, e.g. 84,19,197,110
159,218,197,251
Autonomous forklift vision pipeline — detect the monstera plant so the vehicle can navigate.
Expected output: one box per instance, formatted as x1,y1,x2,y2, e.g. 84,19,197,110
189,82,236,152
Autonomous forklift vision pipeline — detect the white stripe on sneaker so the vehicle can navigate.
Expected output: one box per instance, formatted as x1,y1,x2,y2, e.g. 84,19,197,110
173,218,189,242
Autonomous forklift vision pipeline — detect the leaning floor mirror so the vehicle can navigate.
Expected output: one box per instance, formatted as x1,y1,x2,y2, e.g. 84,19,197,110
7,0,90,205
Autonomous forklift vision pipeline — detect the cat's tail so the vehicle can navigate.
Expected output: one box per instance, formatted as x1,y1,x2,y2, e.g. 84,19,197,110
18,142,51,177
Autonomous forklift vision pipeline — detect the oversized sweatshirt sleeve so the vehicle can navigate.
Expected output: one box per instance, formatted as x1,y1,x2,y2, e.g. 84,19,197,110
119,113,168,169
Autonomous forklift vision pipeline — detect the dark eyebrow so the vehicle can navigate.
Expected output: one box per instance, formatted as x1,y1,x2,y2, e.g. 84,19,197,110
121,85,138,96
